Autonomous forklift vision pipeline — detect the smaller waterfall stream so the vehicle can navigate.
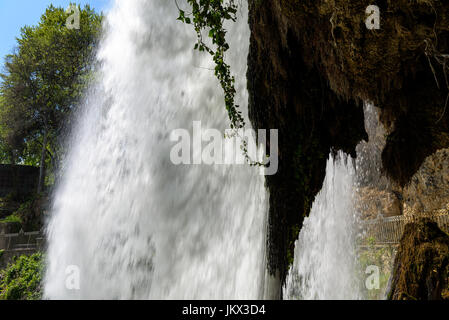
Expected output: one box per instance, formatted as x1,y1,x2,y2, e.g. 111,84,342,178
283,152,361,300
44,0,267,300
284,103,386,300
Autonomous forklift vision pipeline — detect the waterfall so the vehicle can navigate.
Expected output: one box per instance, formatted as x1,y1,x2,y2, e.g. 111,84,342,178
283,103,386,300
283,152,362,300
44,0,267,299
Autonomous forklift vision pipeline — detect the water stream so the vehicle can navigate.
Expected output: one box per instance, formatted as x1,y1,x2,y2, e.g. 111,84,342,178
283,152,362,300
283,103,384,300
44,0,267,299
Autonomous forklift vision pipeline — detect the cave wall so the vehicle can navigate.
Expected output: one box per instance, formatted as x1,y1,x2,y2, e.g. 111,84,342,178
247,0,449,281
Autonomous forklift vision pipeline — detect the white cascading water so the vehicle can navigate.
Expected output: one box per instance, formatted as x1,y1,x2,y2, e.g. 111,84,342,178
283,152,362,300
44,0,267,299
283,103,385,300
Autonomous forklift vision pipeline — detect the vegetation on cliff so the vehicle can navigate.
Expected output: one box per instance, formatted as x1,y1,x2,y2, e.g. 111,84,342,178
0,253,44,300
388,219,449,300
177,0,243,130
177,0,267,166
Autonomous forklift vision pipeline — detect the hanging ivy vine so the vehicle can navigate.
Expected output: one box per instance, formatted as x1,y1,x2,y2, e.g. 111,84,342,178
177,0,244,129
176,0,266,167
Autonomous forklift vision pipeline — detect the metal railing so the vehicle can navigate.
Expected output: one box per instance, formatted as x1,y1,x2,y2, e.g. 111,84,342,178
0,230,44,251
359,213,449,245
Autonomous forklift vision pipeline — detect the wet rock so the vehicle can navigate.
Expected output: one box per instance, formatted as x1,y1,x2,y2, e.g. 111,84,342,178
356,187,402,219
402,148,449,217
388,218,449,300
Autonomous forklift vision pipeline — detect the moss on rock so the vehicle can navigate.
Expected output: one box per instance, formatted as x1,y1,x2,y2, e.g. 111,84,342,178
388,218,449,300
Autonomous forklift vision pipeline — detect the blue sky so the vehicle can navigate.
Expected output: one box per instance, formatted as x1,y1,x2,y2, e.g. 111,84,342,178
0,0,112,66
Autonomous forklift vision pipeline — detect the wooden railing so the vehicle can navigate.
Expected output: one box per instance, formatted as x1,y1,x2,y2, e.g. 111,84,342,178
359,213,449,245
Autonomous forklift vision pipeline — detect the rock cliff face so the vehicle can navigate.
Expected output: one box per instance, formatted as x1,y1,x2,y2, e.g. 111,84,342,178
403,148,449,217
358,148,449,219
356,187,402,219
388,219,449,300
247,0,449,281
359,147,449,219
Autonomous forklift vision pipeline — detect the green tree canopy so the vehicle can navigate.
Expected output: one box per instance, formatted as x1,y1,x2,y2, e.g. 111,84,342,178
0,4,102,192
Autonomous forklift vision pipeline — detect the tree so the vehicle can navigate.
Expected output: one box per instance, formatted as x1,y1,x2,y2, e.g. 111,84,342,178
0,4,102,193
